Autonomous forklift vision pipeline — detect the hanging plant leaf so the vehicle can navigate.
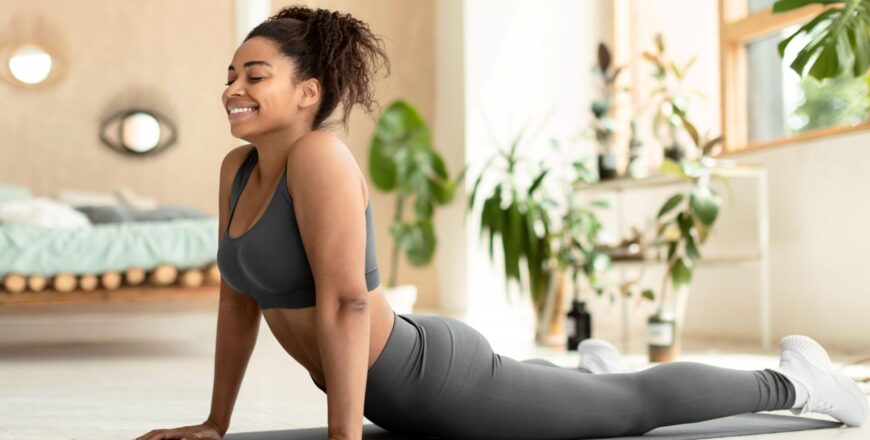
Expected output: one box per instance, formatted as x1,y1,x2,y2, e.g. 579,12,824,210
690,186,720,226
657,194,684,219
641,289,656,301
685,235,701,262
671,257,693,288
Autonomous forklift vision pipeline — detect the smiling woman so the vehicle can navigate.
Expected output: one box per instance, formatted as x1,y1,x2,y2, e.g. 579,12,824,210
136,4,868,440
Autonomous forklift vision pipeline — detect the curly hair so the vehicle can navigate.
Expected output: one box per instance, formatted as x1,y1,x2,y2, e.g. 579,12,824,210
245,5,391,132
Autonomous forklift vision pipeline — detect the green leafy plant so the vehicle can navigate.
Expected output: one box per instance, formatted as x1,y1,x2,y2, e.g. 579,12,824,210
369,99,466,288
558,153,612,300
642,33,705,161
642,124,726,312
467,122,553,312
774,0,870,81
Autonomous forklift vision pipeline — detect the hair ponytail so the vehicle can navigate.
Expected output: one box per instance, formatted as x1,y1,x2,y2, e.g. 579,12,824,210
246,5,391,132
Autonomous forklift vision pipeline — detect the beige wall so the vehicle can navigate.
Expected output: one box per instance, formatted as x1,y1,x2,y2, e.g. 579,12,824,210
0,0,236,212
1,0,439,308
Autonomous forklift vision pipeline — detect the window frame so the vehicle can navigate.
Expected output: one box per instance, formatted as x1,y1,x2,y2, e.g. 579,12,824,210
718,0,870,155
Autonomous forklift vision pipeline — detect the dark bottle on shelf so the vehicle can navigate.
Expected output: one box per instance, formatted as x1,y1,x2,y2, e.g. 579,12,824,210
565,299,592,351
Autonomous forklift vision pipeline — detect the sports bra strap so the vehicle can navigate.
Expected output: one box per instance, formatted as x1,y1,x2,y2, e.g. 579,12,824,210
229,148,258,213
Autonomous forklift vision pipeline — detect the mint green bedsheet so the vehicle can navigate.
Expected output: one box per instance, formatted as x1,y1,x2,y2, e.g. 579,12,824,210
0,217,219,277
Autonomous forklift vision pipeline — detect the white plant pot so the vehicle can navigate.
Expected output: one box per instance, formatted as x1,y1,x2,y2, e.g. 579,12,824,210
383,284,417,315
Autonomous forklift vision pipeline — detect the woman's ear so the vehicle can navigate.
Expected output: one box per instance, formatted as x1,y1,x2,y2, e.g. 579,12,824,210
299,77,321,109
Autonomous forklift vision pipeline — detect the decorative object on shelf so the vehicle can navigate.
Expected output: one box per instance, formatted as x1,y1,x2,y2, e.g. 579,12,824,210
596,226,645,261
565,298,592,351
369,99,465,314
99,108,178,157
0,12,69,89
642,33,704,162
591,42,626,181
641,131,726,362
773,0,870,82
626,118,647,179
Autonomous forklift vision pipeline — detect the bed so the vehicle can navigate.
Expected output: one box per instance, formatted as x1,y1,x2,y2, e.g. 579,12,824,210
0,183,220,306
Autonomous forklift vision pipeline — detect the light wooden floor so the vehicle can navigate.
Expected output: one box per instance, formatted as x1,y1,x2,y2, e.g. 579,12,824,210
0,299,867,439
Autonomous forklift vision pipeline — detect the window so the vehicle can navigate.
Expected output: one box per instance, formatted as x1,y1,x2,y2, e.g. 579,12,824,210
719,0,870,153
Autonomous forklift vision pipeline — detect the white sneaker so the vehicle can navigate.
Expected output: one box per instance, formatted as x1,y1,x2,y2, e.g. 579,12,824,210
578,338,632,374
774,335,869,427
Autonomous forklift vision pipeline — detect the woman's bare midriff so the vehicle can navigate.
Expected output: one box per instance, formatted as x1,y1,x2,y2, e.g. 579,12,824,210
260,287,396,390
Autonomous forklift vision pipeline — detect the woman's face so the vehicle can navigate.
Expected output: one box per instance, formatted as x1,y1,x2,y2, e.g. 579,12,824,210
222,37,317,140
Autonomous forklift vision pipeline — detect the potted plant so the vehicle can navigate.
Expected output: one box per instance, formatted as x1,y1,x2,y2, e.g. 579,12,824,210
642,119,725,362
368,99,466,314
641,33,705,162
591,42,626,180
467,112,613,345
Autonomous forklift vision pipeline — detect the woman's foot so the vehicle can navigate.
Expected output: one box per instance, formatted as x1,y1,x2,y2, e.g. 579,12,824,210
578,338,632,374
774,335,869,427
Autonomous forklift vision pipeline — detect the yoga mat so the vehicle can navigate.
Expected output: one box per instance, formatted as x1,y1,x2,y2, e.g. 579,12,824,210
225,412,844,439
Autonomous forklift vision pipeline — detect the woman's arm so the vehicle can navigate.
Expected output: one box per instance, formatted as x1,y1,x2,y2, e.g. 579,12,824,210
289,132,373,440
206,289,261,436
207,145,263,435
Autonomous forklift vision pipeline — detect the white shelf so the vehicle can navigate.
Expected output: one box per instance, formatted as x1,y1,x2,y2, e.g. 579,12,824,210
582,162,771,349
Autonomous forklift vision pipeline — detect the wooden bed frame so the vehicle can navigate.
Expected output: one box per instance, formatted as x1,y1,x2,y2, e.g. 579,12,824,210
0,263,221,307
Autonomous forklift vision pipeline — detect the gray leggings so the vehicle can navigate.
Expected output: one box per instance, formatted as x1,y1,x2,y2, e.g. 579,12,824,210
311,312,795,439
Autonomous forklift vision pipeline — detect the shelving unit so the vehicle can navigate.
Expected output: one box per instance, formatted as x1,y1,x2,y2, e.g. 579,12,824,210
576,163,771,349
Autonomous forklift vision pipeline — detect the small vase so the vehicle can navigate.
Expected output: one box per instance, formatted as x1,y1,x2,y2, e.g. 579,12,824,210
646,284,689,362
597,153,618,180
646,310,679,362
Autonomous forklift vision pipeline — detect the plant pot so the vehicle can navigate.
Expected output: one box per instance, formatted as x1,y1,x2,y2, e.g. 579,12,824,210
597,153,618,180
646,310,680,362
535,269,568,347
646,284,689,362
383,284,417,315
663,144,685,162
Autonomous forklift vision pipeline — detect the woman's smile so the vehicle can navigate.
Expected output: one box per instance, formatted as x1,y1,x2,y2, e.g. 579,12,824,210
228,107,258,122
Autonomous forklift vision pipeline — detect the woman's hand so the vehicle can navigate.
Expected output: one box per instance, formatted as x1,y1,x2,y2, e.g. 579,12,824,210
135,419,224,440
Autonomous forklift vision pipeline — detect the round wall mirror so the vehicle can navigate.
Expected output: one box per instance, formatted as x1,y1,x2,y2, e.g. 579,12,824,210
8,44,53,85
100,109,178,156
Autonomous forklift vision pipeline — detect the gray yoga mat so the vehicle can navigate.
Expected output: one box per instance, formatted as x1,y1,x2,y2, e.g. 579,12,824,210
225,412,843,439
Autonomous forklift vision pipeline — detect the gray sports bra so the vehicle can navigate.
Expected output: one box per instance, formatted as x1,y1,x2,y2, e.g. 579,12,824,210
216,147,381,309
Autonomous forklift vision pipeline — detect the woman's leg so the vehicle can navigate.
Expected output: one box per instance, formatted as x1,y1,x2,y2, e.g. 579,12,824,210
417,315,796,440
521,357,594,374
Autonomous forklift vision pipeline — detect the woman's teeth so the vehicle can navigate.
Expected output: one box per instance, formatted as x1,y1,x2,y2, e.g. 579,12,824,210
230,107,257,114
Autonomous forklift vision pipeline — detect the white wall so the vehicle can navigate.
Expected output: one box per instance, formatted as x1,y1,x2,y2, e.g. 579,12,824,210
455,0,612,348
700,132,870,352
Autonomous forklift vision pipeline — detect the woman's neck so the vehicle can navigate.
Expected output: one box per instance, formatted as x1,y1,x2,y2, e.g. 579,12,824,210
247,124,312,181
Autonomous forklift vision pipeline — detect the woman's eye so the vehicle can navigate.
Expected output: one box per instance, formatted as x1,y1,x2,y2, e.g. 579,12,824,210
224,77,263,86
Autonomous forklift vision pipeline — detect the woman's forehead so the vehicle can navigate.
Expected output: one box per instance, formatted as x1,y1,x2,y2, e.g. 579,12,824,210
230,38,283,68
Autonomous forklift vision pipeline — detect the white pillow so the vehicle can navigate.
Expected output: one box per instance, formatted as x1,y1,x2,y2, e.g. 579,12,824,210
54,188,122,207
0,197,92,229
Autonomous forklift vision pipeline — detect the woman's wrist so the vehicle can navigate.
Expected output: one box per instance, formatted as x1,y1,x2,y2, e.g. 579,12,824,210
204,417,228,436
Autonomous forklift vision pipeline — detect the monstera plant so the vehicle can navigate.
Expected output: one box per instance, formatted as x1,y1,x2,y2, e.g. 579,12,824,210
369,99,466,312
774,0,870,81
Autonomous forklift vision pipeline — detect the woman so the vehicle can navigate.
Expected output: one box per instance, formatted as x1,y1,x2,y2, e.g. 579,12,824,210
137,5,868,440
